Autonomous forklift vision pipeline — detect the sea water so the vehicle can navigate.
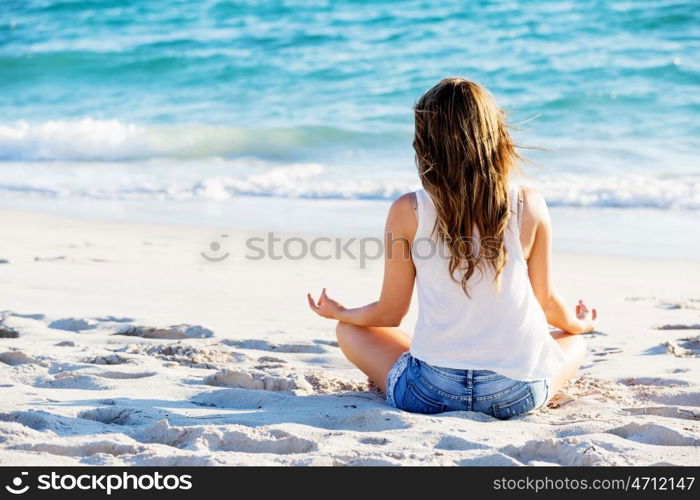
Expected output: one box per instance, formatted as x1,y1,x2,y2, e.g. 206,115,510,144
1,0,699,257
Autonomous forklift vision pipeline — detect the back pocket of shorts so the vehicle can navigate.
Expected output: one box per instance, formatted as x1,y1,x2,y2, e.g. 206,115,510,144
491,387,536,419
401,381,446,414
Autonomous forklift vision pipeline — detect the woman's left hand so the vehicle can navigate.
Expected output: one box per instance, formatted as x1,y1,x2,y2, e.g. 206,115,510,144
307,288,345,320
574,299,598,333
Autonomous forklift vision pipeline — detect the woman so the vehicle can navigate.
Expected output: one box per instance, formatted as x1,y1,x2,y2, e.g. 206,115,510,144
308,78,597,419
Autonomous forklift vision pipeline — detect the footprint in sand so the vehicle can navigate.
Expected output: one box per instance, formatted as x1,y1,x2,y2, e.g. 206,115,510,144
0,325,20,338
115,324,214,339
137,419,317,454
0,410,76,432
0,351,46,367
313,339,339,348
662,335,700,358
606,422,700,446
11,440,144,458
78,407,148,426
643,391,700,406
618,378,698,411
204,369,311,393
48,317,97,332
257,355,287,364
254,355,287,369
0,312,36,338
620,377,691,387
358,436,390,446
593,347,623,356
500,438,620,466
655,324,700,331
623,406,699,421
95,316,133,323
3,312,45,320
127,343,247,368
203,367,365,395
435,435,490,451
84,354,130,365
35,373,111,390
590,346,623,362
222,338,327,354
457,453,522,466
655,298,700,311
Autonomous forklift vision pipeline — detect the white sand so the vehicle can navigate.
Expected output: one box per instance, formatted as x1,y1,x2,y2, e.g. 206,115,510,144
0,209,698,466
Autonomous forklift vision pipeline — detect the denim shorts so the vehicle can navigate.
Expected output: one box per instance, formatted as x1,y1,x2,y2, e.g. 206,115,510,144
386,352,550,419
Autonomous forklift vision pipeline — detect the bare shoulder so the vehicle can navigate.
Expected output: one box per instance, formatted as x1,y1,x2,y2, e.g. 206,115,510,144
521,186,550,224
386,192,418,237
517,186,550,259
392,192,417,212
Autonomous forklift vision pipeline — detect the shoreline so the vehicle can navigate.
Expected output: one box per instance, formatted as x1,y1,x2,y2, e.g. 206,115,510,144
1,196,699,261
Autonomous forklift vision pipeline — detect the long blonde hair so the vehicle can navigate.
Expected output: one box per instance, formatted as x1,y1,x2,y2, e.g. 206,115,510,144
413,78,520,294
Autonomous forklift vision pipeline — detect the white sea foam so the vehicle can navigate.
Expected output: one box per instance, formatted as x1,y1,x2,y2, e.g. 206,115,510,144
0,158,698,210
0,119,150,161
193,172,700,209
0,119,698,209
535,175,700,210
0,119,389,161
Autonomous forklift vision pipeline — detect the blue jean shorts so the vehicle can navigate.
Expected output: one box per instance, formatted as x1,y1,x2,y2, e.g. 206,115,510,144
386,352,550,419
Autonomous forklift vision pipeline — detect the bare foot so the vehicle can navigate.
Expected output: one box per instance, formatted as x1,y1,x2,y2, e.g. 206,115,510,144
367,377,383,394
547,393,574,409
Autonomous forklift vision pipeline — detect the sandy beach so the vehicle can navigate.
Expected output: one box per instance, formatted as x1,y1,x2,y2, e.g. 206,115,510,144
0,209,698,466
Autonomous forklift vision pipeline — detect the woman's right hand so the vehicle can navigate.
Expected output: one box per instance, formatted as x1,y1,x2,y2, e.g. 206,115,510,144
307,288,345,320
575,299,598,333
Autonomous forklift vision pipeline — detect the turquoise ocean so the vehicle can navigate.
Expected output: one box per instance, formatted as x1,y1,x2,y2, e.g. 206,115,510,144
1,0,699,256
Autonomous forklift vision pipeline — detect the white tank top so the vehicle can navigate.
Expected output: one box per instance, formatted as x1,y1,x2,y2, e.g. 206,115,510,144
410,185,565,381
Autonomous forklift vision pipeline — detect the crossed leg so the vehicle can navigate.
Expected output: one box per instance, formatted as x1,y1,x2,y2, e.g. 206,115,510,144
546,330,588,396
335,322,410,393
335,321,587,397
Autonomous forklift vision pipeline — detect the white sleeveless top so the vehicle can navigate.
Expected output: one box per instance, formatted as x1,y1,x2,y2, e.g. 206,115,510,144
410,185,565,381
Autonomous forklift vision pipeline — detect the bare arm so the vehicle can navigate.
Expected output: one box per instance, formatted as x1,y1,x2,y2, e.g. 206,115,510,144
307,193,417,327
522,188,598,334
